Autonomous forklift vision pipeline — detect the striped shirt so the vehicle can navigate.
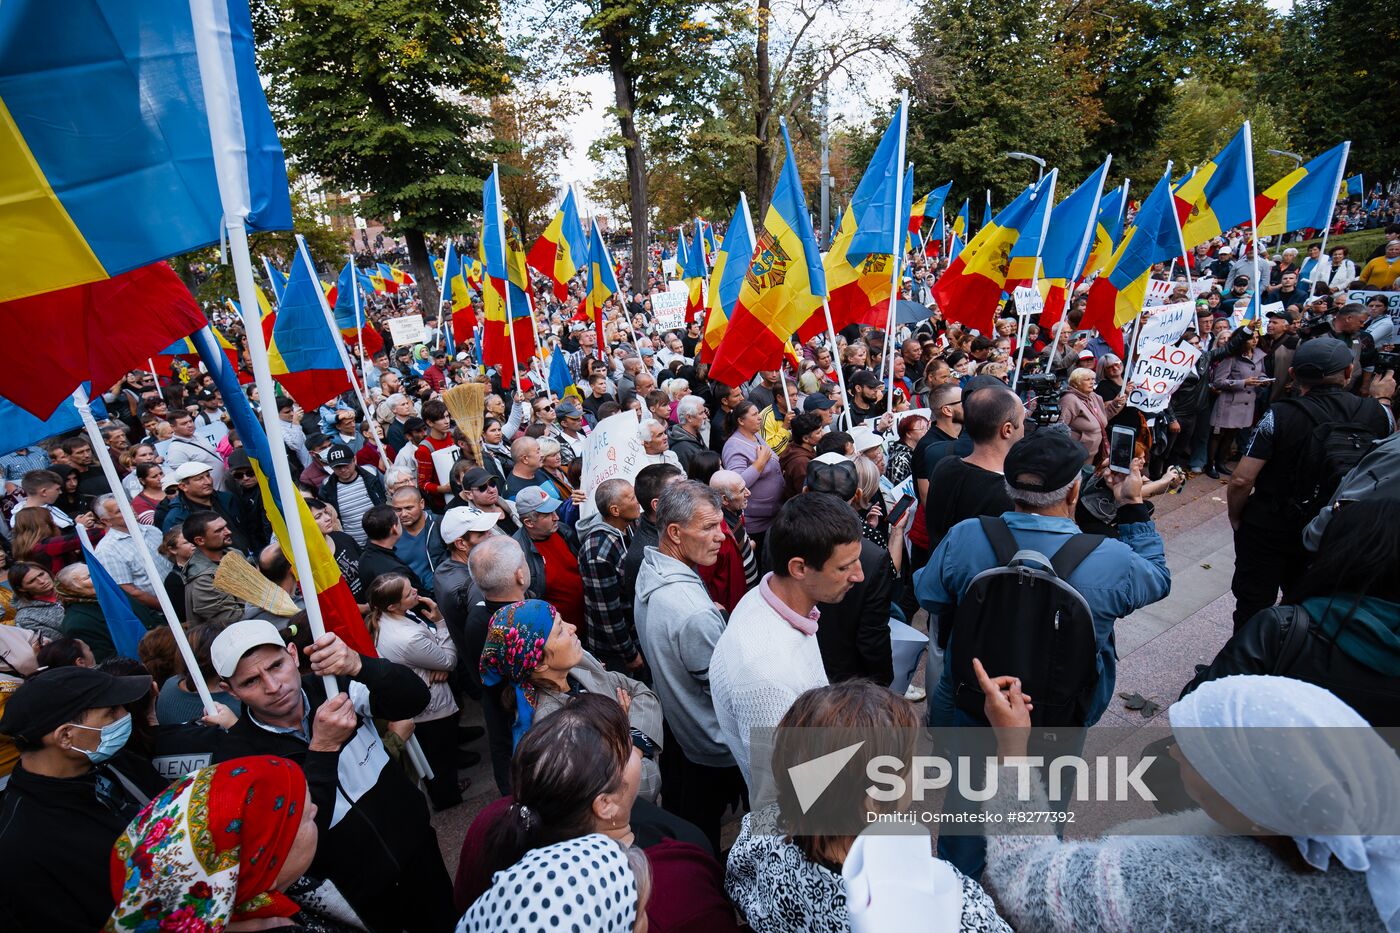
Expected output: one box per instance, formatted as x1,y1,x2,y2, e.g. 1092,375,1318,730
335,476,374,545
93,525,172,595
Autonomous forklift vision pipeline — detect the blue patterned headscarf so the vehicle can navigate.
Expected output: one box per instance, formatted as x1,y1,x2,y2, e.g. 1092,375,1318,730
478,599,557,746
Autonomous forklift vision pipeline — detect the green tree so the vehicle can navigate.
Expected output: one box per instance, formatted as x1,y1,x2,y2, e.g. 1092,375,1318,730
253,0,515,310
905,0,1105,207
171,178,343,310
1264,0,1400,182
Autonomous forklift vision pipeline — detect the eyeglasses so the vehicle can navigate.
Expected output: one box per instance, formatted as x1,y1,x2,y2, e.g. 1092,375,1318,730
536,404,555,412
471,484,496,493
230,469,254,479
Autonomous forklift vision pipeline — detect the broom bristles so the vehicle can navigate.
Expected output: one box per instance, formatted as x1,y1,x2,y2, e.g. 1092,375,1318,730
213,550,299,617
443,382,485,466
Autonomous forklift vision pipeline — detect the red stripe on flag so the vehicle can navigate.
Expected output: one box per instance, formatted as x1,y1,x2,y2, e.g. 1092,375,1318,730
0,262,207,417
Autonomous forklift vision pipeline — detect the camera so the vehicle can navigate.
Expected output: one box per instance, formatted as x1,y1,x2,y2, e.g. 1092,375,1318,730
1020,371,1063,426
1377,350,1400,374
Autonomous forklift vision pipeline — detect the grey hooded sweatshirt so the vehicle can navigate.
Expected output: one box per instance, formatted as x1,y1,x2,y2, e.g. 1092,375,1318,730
633,546,735,768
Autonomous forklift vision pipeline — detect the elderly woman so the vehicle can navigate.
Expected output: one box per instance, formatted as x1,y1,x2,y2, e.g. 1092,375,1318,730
1059,367,1126,465
722,400,785,560
1094,353,1126,402
106,756,361,931
1207,326,1267,479
8,562,65,642
479,599,664,801
975,667,1400,932
727,682,1008,933
52,563,125,665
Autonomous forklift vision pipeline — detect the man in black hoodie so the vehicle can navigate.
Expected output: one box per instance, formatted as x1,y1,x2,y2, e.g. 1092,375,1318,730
0,667,166,931
210,619,453,933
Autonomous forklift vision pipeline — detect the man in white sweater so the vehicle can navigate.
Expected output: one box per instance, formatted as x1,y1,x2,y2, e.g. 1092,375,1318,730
709,492,866,789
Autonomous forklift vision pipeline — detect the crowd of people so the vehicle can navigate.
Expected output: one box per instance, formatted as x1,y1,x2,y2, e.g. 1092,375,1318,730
0,207,1396,932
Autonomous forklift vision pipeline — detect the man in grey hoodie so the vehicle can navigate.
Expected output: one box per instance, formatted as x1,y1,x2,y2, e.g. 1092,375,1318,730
634,479,747,853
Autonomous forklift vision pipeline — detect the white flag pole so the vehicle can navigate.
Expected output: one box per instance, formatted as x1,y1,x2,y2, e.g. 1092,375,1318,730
883,91,910,418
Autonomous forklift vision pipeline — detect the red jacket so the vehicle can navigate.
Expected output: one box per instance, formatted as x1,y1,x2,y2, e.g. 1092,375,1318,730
697,527,746,614
414,434,458,504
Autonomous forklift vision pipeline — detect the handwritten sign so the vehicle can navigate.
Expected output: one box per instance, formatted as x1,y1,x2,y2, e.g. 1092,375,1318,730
1012,286,1044,317
578,410,646,520
1128,341,1203,414
1136,301,1195,347
386,313,427,347
651,290,688,331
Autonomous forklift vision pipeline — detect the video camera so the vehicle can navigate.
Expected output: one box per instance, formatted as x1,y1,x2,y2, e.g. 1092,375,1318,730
1019,371,1064,426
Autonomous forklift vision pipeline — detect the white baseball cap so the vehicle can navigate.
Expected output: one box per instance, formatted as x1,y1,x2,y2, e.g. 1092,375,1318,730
440,506,500,545
850,425,883,452
210,619,286,679
174,462,213,481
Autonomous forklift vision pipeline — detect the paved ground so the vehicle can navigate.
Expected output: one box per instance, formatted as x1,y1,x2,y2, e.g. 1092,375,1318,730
429,471,1241,874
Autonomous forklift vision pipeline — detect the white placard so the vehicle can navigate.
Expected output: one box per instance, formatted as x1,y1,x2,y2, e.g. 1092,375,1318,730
431,444,462,486
1012,286,1044,317
667,279,689,294
1127,341,1203,413
578,410,646,521
386,314,426,347
662,257,677,278
651,290,688,331
1346,290,1400,320
1142,278,1176,307
1191,278,1217,296
1136,301,1195,347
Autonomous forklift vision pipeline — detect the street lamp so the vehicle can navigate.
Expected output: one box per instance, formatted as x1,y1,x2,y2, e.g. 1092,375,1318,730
1005,151,1045,182
1267,148,1303,169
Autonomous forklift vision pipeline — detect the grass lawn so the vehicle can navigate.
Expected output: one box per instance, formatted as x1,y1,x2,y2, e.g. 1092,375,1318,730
1273,227,1387,259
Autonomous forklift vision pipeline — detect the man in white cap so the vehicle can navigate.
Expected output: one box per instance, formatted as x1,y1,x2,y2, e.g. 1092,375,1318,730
433,505,500,669
159,461,250,553
211,619,454,931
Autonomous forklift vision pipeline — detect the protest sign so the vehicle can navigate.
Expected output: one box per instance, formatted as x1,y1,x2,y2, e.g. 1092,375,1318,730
578,410,646,521
651,290,688,331
1345,290,1400,322
1128,341,1203,413
887,407,932,441
1136,301,1194,347
431,444,462,486
662,257,677,278
386,313,426,346
194,416,228,449
1191,278,1217,296
1143,279,1175,306
1012,286,1044,317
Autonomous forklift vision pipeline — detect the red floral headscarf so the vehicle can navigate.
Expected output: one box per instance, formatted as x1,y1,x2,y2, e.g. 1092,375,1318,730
106,756,309,932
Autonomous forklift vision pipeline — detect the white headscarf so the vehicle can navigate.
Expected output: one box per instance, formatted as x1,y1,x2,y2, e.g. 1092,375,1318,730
843,825,963,933
456,833,637,933
1170,675,1400,931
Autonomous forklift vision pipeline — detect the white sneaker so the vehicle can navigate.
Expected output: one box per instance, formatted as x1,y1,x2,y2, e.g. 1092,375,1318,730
904,684,926,702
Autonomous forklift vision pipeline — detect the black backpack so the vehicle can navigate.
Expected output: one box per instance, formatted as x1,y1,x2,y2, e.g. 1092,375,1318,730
949,517,1104,727
1280,394,1381,521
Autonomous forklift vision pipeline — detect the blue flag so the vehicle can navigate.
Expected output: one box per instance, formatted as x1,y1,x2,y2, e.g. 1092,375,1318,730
77,526,147,659
0,387,105,457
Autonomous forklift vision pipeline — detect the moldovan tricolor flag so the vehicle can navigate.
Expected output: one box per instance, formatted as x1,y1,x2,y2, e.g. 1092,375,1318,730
480,167,519,384
709,121,826,388
528,189,588,300
1255,142,1350,238
1038,158,1111,333
194,326,374,657
1004,172,1060,290
1081,181,1129,282
700,195,755,364
1175,124,1255,249
582,218,619,353
1083,166,1182,355
931,174,1054,336
267,239,351,410
681,218,708,324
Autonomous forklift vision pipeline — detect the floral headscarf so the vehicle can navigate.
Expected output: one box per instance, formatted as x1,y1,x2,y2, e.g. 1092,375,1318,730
479,599,557,746
106,756,309,932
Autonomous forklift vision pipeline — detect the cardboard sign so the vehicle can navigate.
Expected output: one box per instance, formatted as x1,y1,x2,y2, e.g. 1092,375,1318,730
386,313,427,347
1012,286,1044,317
1143,278,1176,307
651,289,688,331
662,257,677,278
578,410,646,521
1191,278,1217,296
431,443,462,486
1136,301,1195,347
1127,341,1203,413
1345,290,1400,322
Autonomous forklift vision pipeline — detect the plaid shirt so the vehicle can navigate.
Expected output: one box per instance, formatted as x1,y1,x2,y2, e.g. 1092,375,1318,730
0,447,50,484
578,522,636,663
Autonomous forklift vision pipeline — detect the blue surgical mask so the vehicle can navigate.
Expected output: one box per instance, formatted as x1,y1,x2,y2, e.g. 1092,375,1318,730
69,713,133,764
